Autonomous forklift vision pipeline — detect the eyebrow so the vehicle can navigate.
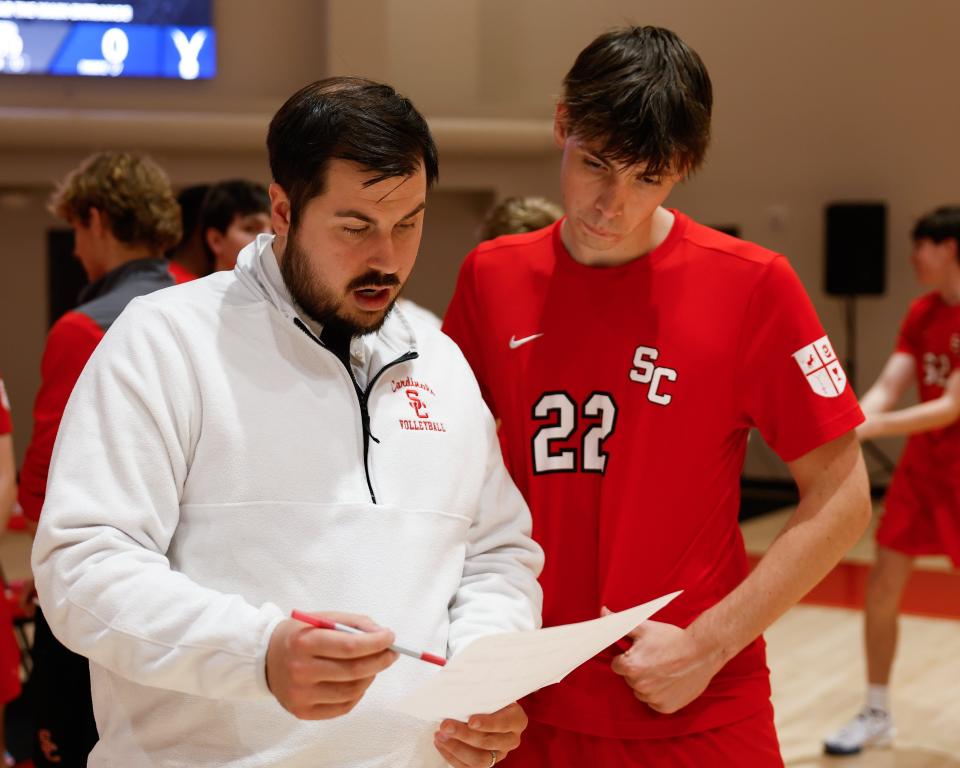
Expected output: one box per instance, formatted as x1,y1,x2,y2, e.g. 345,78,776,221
334,201,426,223
583,148,619,170
583,147,662,179
577,143,607,161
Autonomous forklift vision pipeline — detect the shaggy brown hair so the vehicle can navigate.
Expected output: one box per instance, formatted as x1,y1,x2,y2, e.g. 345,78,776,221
49,151,182,251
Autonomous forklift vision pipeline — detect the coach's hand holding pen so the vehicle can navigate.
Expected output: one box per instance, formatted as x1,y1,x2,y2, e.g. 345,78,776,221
291,609,447,666
265,610,401,721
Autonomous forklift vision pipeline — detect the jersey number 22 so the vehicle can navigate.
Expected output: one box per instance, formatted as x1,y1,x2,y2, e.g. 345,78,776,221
531,392,617,474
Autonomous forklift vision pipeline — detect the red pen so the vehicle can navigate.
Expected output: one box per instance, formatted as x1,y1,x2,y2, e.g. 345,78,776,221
290,609,447,667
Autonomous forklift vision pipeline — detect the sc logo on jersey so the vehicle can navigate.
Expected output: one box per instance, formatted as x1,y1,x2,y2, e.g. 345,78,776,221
629,345,678,405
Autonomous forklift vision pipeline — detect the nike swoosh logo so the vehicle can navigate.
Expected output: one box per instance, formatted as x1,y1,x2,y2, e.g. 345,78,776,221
509,333,544,350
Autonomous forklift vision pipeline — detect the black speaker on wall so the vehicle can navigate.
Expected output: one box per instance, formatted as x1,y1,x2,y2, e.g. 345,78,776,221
825,202,887,296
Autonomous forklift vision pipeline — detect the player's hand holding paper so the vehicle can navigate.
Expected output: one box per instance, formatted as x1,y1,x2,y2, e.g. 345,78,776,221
393,591,681,721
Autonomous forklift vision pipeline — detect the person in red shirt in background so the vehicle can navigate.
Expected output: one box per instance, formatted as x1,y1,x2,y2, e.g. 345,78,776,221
0,376,14,526
19,151,181,768
443,26,872,767
824,207,960,756
165,180,272,282
0,374,21,767
200,179,272,272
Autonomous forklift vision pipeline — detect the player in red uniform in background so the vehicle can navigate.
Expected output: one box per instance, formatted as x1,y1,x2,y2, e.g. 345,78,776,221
824,207,960,756
199,179,272,272
0,375,14,527
443,26,872,766
0,374,21,767
165,181,271,282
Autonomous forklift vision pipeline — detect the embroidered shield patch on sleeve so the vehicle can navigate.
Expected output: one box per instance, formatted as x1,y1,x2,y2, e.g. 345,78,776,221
792,335,847,397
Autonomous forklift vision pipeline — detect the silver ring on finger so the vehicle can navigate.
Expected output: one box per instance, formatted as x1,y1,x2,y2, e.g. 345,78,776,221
488,750,498,767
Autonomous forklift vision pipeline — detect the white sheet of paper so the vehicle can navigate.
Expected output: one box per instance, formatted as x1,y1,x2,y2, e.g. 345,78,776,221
392,590,681,722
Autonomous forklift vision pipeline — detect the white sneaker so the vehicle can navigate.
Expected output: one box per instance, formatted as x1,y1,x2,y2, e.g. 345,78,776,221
823,708,895,755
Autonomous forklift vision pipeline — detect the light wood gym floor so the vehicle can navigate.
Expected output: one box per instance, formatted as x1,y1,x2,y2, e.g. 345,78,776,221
746,506,960,767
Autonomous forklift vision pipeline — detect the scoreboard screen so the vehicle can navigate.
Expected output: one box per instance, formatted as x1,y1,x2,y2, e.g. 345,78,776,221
0,0,215,79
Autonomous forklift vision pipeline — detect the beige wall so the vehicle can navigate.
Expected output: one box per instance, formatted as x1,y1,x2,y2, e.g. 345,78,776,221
2,0,957,476
0,197,57,460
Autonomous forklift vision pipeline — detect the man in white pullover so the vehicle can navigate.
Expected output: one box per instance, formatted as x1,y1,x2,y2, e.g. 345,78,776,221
32,77,544,768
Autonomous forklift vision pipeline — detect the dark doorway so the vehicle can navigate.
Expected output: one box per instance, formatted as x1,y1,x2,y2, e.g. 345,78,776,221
47,229,87,327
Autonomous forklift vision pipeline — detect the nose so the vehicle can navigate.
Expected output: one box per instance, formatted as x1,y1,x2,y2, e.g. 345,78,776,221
595,176,626,221
366,231,400,274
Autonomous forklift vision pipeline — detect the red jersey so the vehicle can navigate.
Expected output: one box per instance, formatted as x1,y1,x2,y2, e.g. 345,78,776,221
167,260,198,284
894,292,960,469
443,213,863,739
0,373,11,435
0,373,21,704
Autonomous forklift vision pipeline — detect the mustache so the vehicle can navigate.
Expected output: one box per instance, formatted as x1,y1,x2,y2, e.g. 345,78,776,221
346,271,401,291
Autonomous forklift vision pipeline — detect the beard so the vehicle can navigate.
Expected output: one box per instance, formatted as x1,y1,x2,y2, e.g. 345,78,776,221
280,228,402,337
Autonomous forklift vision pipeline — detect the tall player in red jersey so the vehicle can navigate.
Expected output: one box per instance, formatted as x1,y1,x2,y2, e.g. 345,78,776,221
443,26,872,766
824,207,960,757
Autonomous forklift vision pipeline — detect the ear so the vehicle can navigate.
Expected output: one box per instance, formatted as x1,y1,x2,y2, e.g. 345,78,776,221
553,103,570,149
946,237,960,265
205,227,224,259
269,183,292,237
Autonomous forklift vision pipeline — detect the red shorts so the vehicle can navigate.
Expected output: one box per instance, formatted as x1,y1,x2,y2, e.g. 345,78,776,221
504,702,783,768
877,459,960,567
0,595,21,703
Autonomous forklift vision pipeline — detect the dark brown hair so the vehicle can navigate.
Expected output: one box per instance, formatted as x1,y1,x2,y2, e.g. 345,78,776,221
561,26,713,177
267,76,438,227
912,207,960,254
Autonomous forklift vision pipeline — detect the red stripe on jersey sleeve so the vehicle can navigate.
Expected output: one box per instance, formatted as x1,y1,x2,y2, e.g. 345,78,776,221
18,311,104,521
